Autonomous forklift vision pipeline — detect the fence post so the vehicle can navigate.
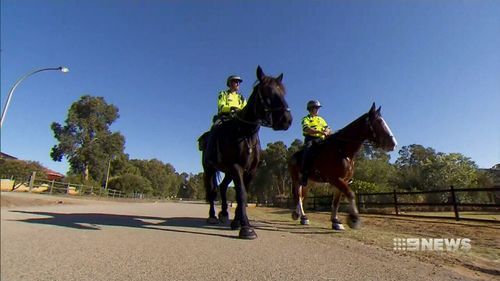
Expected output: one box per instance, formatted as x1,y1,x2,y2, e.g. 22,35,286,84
450,186,460,221
393,189,399,215
28,171,36,193
66,182,71,194
356,193,362,213
50,180,54,194
313,196,316,211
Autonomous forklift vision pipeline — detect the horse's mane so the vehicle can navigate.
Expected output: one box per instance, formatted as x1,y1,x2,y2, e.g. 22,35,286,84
323,112,369,145
252,76,286,96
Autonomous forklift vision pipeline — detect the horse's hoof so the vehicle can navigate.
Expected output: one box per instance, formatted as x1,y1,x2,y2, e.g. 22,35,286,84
207,217,219,224
332,223,345,231
300,216,309,225
239,226,257,240
231,219,241,230
332,218,345,231
291,211,300,221
347,215,361,229
218,212,229,224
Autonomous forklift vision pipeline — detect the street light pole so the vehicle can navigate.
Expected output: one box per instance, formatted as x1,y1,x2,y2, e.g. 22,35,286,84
1,66,69,129
104,157,112,191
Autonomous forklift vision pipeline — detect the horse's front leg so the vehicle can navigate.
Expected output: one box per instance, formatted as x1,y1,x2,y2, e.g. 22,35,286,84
331,178,360,229
218,176,231,224
331,190,345,231
204,170,218,224
293,185,309,225
230,166,257,239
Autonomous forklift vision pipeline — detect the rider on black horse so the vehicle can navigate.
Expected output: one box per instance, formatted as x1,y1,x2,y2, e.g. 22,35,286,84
199,75,247,163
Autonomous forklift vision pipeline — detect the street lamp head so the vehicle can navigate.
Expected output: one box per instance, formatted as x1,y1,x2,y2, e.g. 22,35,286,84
0,66,71,128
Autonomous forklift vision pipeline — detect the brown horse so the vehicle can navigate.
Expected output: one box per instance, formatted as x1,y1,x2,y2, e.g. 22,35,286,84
288,103,396,230
200,66,292,239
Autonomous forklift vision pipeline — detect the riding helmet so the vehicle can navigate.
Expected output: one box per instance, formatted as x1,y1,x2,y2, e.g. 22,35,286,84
307,100,322,110
226,75,243,86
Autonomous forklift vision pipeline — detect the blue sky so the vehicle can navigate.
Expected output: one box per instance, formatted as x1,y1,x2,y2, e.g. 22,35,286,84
1,0,499,175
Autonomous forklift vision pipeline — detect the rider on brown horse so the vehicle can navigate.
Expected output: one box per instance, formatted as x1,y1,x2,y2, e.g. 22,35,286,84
300,100,332,186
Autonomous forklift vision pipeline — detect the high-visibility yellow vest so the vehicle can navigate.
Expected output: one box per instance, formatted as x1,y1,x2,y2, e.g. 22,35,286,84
302,114,329,139
217,90,246,114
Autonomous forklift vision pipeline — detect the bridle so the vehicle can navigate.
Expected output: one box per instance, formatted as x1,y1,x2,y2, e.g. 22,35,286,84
366,116,379,142
236,80,290,128
366,115,395,147
255,81,290,127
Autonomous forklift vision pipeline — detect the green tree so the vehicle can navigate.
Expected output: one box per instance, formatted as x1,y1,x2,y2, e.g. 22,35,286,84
130,159,180,198
108,174,152,194
353,145,395,192
50,95,125,182
106,154,141,183
250,149,275,202
188,173,206,199
287,139,303,158
421,153,479,189
264,141,290,196
251,141,298,202
394,144,481,196
394,144,437,190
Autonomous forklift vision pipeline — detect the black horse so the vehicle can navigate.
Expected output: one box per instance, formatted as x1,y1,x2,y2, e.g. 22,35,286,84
199,66,292,239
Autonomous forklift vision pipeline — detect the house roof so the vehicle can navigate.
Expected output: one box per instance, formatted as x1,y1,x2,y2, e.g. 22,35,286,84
0,152,18,160
44,168,65,178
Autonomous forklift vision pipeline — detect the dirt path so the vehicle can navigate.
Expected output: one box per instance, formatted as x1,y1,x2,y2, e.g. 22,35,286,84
1,192,496,281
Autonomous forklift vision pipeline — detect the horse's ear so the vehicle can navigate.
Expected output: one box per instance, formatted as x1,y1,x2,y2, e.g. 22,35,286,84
370,102,376,113
277,73,283,83
257,65,265,81
377,106,382,114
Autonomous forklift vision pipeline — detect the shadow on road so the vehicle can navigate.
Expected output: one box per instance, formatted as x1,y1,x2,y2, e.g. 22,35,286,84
8,211,238,239
8,210,342,238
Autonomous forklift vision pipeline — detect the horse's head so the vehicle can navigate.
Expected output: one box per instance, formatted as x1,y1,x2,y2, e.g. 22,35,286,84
253,66,292,130
366,103,397,151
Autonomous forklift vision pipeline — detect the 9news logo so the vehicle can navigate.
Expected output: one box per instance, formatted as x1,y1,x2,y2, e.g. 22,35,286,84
393,238,471,251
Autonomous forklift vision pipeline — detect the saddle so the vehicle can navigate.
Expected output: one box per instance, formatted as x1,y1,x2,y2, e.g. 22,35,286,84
198,115,234,165
199,115,229,151
198,131,210,151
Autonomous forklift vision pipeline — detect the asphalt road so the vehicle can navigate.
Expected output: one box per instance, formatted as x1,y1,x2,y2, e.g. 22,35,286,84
1,194,476,281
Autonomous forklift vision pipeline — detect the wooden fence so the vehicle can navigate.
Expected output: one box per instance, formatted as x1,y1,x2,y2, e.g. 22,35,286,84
271,186,500,222
1,176,130,199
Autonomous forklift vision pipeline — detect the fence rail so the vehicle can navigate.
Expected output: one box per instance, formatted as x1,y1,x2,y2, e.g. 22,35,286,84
271,186,500,222
1,176,132,199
